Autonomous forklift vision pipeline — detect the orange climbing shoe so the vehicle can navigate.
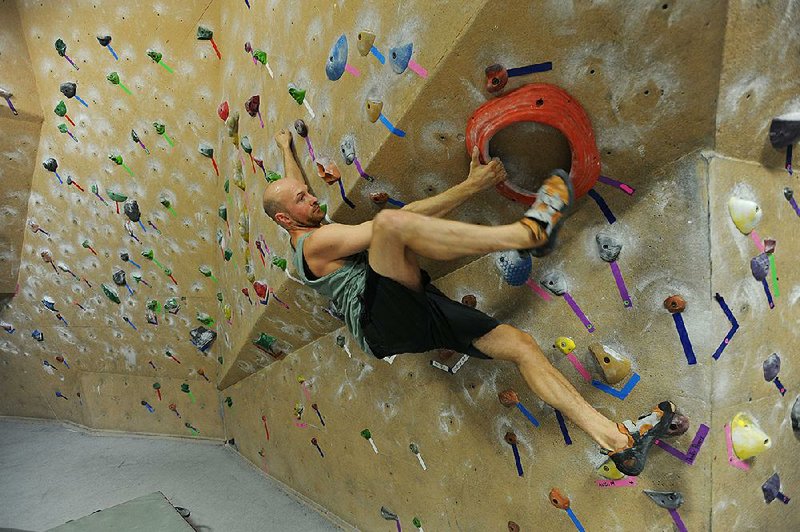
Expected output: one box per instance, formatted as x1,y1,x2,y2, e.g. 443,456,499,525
604,400,677,476
519,169,573,257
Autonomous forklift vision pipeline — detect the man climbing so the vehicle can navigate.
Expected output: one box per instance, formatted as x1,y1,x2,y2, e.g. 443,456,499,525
263,128,681,476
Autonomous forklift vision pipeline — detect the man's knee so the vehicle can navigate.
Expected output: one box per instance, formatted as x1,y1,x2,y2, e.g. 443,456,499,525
481,324,543,364
373,209,413,238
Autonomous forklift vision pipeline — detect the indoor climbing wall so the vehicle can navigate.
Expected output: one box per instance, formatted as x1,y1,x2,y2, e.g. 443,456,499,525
0,0,798,530
0,0,228,439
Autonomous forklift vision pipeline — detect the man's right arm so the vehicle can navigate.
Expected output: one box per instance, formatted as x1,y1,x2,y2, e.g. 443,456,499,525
302,221,373,275
276,129,309,186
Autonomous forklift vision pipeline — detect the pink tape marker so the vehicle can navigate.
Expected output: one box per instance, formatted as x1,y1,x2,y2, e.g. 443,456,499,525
294,422,308,428
408,60,428,78
595,477,637,488
725,423,750,470
565,353,591,382
525,279,552,301
750,231,765,252
344,64,361,77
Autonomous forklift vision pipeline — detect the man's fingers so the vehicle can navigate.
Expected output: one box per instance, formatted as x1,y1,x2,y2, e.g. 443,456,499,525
470,146,480,167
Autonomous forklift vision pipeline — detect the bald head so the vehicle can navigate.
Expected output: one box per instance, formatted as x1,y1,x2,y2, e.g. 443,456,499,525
262,179,324,230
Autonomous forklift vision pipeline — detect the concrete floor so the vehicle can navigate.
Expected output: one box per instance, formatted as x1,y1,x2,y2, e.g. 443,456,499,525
0,418,341,531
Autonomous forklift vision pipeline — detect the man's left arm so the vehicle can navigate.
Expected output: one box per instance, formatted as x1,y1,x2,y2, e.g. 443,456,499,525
401,147,506,219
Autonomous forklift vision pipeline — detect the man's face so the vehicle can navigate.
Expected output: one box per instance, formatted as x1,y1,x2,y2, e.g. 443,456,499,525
271,180,324,229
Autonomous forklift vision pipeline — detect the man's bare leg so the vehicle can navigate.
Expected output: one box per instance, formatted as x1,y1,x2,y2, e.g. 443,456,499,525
472,325,629,451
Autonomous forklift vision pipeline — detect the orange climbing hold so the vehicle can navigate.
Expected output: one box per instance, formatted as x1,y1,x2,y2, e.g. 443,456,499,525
466,83,600,205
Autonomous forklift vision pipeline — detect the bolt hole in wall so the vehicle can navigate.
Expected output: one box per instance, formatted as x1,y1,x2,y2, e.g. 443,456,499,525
487,122,572,192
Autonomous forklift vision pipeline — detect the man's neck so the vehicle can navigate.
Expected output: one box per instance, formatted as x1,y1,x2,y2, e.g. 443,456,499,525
289,224,321,247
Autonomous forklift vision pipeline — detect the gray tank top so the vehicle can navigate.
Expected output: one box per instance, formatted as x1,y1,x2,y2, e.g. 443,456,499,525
292,230,371,354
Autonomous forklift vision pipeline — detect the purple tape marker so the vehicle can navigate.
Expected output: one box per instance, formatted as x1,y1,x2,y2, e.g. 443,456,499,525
598,175,635,196
608,261,632,308
784,188,800,217
306,137,315,161
587,188,616,224
654,423,709,465
668,509,688,532
353,157,374,181
563,292,595,332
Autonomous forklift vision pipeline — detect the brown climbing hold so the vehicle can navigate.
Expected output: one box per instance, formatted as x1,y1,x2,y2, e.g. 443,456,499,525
366,99,383,123
499,389,519,407
504,431,518,445
461,294,477,308
666,413,690,437
485,64,509,94
357,30,376,56
663,295,686,313
507,521,520,532
370,192,389,205
764,239,776,254
315,157,341,184
548,488,570,510
588,344,631,385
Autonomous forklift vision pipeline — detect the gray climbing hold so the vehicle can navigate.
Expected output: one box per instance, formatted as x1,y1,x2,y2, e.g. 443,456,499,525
112,270,126,286
380,506,398,521
540,271,567,296
643,490,683,510
791,396,800,439
43,158,58,172
750,253,770,281
123,199,141,222
59,82,76,99
97,35,112,46
340,137,355,165
763,353,781,382
596,233,622,262
294,119,308,138
769,112,800,148
762,473,783,503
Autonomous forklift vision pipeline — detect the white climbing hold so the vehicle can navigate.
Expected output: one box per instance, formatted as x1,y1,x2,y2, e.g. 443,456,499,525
728,196,762,234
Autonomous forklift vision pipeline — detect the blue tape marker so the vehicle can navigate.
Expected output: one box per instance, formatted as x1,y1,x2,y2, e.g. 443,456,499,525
555,409,572,445
508,61,553,77
761,279,775,309
516,402,540,427
592,372,641,400
712,293,738,360
54,171,64,184
370,45,385,64
511,443,523,476
378,114,406,137
773,377,786,396
672,313,696,365
74,95,89,107
565,508,586,532
107,45,119,60
387,198,406,207
587,188,616,224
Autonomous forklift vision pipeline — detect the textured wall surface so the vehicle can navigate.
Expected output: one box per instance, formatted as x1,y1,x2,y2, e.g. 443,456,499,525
1,0,798,530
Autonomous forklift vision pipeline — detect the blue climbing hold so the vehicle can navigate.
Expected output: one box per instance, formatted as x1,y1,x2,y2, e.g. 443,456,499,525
389,42,413,74
325,34,348,81
494,251,532,287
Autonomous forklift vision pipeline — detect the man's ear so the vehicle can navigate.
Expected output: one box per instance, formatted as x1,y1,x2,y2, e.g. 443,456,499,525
274,212,291,228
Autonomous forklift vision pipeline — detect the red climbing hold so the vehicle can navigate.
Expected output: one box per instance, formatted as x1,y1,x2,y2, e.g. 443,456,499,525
466,83,600,205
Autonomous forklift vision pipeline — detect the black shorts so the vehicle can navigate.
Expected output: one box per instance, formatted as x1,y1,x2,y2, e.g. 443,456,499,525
359,265,499,360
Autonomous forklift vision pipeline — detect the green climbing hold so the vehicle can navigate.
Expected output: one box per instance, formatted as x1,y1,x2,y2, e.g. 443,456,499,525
196,26,213,40
147,49,163,63
224,178,230,193
101,283,121,304
412,518,422,528
289,86,306,105
240,136,252,154
216,292,223,302
131,129,140,143
218,205,227,221
253,50,267,65
225,396,233,407
360,429,372,440
224,249,232,261
153,121,166,135
196,312,215,327
164,297,180,314
54,100,67,117
253,333,276,352
265,170,282,183
198,144,214,158
160,197,171,208
271,256,287,271
180,383,190,393
319,203,328,215
57,124,68,133
55,39,67,57
108,154,123,165
107,190,127,202
142,249,154,260
91,183,99,194
217,356,224,365
106,71,120,85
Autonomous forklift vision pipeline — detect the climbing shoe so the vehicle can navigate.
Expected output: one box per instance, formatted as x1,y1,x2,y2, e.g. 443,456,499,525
605,400,677,476
519,169,574,257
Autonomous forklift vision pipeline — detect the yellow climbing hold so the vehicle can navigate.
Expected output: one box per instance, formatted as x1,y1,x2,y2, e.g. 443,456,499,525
728,197,762,235
596,459,625,480
731,412,771,460
554,337,576,355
